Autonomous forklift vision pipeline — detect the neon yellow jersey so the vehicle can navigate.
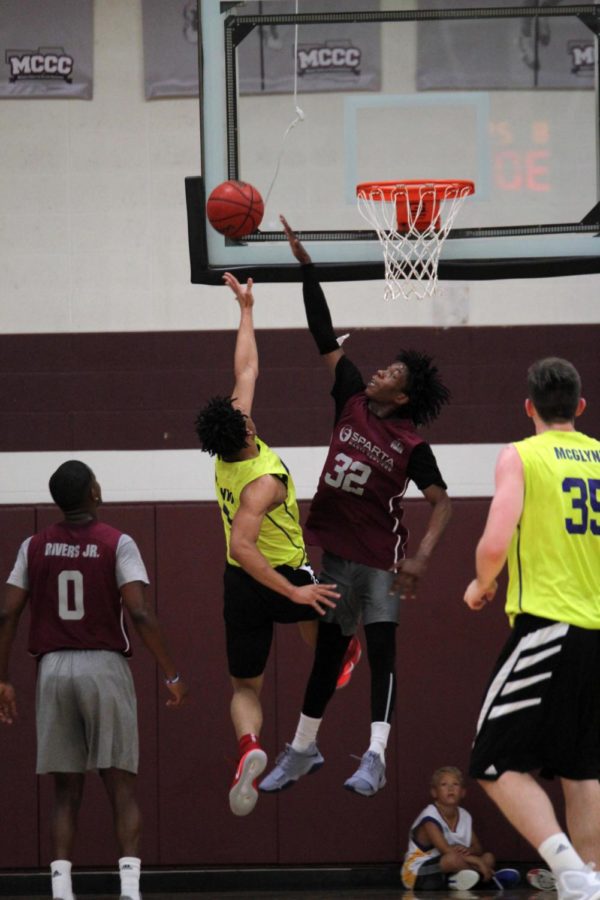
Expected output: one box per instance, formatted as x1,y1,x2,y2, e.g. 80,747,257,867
506,429,600,629
214,436,308,569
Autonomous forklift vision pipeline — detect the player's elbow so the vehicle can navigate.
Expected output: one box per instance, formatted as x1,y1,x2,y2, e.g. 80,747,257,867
128,606,151,628
477,536,508,568
229,536,247,566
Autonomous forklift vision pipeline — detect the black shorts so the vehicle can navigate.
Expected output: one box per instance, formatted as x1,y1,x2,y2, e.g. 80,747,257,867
224,563,319,679
470,613,600,781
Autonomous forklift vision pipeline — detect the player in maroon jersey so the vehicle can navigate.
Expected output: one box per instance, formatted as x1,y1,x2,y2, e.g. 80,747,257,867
259,217,452,798
0,460,187,900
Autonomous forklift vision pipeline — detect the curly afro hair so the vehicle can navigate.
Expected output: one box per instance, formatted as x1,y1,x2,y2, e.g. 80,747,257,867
195,395,248,458
395,349,450,426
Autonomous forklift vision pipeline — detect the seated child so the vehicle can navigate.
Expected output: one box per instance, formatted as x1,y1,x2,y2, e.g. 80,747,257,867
402,766,495,890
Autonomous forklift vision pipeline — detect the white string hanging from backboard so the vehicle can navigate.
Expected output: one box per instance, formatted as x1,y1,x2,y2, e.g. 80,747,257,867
263,0,305,208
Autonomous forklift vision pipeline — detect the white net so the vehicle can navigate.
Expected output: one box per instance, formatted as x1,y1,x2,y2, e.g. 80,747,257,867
356,181,474,301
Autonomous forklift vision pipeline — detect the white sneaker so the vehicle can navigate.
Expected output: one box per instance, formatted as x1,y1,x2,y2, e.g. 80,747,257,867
557,866,600,900
229,746,268,816
448,870,480,891
527,868,557,891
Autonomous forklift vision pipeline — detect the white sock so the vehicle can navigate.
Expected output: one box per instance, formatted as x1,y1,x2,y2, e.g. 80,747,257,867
368,721,391,761
119,856,141,900
291,714,322,752
538,833,585,874
50,859,73,900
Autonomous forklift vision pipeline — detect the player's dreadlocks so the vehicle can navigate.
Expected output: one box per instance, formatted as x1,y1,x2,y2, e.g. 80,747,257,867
195,395,249,458
395,349,450,426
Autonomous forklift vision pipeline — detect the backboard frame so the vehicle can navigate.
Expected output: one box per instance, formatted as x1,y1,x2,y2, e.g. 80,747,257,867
188,3,600,285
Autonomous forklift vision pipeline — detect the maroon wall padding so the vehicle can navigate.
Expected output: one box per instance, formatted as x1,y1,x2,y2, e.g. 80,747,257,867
0,507,39,869
0,325,598,451
0,499,568,869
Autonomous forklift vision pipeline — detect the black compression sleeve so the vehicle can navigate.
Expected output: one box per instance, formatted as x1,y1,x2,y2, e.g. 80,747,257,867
301,264,339,355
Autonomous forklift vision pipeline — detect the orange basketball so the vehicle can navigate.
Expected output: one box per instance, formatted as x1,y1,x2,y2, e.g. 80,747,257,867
206,180,264,238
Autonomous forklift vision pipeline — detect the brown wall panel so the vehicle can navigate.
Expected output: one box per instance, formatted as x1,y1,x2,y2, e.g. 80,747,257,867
0,508,39,869
1,326,598,451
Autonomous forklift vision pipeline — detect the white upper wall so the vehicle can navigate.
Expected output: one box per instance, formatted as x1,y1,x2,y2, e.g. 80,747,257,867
0,0,598,335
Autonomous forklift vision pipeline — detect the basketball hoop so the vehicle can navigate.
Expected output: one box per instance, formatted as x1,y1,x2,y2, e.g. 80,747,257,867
356,180,475,301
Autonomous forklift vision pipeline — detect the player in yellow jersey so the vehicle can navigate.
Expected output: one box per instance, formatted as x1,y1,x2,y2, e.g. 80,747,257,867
464,357,600,900
194,272,339,818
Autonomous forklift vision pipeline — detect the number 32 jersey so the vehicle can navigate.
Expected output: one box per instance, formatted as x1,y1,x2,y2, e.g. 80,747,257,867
506,429,600,629
7,520,149,657
306,387,441,571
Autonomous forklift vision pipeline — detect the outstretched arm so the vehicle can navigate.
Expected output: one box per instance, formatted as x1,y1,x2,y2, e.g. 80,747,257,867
229,475,340,614
223,271,259,416
0,584,28,725
280,215,343,377
464,444,524,611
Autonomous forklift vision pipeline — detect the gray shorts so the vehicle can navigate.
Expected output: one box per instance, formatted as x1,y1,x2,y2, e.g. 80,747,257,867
36,650,139,775
319,551,400,636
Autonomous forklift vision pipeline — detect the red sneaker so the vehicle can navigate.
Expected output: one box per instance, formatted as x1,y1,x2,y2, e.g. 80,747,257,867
229,746,267,816
336,635,362,690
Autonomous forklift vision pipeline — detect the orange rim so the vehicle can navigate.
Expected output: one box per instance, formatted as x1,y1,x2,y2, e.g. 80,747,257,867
356,179,475,200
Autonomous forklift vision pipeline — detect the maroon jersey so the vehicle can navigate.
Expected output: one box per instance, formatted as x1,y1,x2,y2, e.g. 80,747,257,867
305,392,426,570
25,521,131,657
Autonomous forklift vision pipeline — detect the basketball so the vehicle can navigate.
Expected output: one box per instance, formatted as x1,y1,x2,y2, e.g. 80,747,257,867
206,180,264,239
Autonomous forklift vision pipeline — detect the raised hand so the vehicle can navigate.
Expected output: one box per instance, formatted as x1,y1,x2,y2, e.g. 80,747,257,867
280,215,312,265
223,271,254,310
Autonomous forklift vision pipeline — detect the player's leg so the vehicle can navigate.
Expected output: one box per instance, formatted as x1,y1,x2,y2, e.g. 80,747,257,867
227,665,269,816
562,778,600,869
480,772,588,876
259,619,350,792
480,772,562,846
297,619,318,647
223,565,271,815
99,768,141,856
99,767,142,900
470,618,600,900
344,563,398,797
296,558,362,690
50,772,84,900
36,651,88,900
231,672,264,738
76,650,142,898
51,773,85,858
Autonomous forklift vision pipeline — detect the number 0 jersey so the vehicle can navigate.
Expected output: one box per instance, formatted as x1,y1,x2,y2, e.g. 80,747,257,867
7,520,149,657
215,436,308,569
506,429,600,629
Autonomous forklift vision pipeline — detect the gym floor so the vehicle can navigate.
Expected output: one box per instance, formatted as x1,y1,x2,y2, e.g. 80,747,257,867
3,888,556,900
0,890,546,900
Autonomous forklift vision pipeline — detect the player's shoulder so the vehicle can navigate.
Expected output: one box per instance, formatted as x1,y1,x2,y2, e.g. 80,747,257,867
86,520,125,550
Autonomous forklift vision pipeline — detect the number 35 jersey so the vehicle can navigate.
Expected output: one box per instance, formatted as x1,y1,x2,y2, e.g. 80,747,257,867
306,392,430,571
7,520,149,657
506,429,600,629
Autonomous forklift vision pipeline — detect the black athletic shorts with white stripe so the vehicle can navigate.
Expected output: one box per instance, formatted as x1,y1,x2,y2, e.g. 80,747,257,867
469,613,600,782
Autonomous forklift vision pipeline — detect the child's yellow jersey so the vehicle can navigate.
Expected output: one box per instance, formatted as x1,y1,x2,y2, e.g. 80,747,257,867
506,429,600,629
215,437,308,569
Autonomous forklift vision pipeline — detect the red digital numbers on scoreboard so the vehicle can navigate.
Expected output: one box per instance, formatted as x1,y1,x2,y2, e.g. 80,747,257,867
490,120,550,193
